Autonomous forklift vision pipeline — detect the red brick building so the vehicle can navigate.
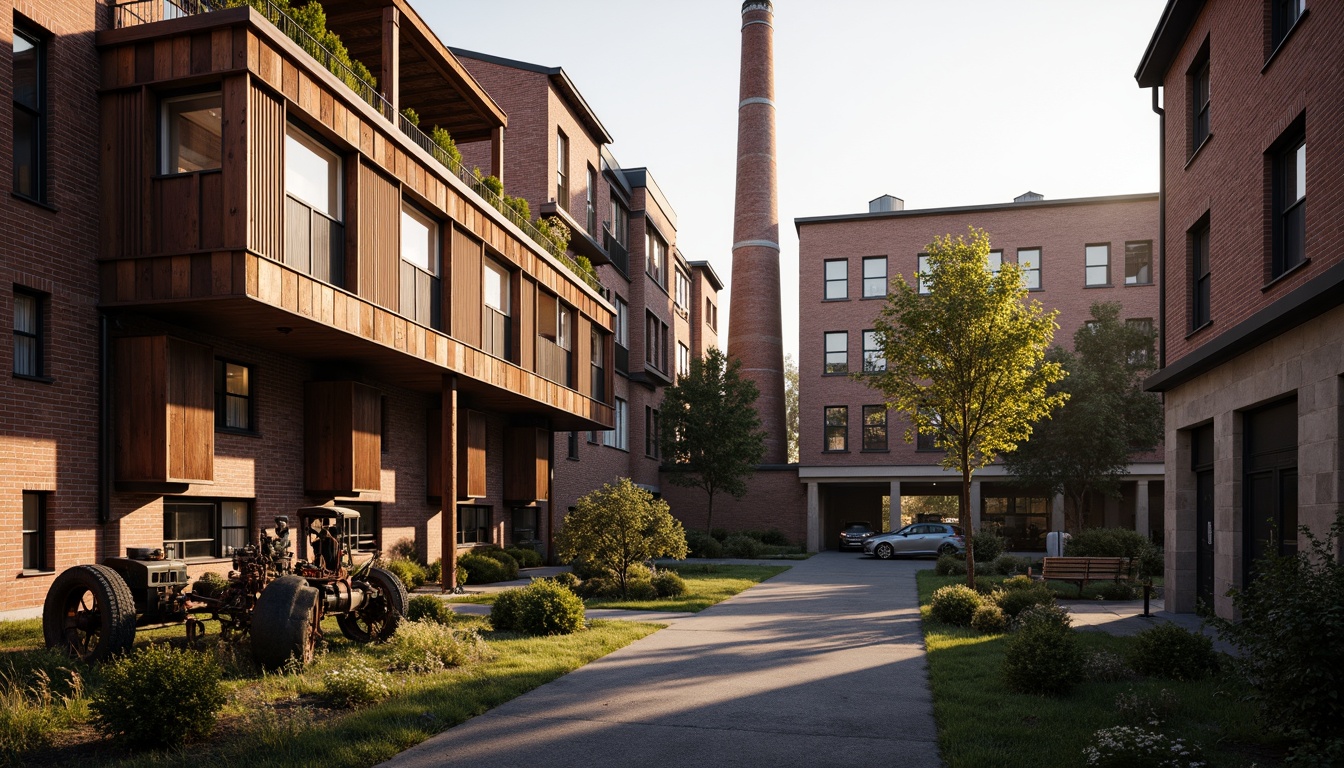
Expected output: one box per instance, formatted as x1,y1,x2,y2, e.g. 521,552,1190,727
2,0,616,613
1136,0,1344,617
795,193,1163,551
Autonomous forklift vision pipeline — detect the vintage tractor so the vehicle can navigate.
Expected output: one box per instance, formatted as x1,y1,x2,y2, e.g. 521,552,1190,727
42,506,408,669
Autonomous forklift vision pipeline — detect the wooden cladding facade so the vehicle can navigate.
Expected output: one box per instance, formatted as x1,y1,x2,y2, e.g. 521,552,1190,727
113,335,214,485
504,427,549,503
304,381,382,494
458,409,487,500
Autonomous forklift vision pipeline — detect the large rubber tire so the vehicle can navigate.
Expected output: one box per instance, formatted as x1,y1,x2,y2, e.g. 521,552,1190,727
44,564,138,662
874,542,896,560
337,566,408,644
938,544,958,556
250,575,320,670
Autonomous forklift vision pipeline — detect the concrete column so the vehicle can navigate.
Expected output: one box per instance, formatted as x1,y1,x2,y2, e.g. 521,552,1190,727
888,480,901,530
969,480,982,530
806,482,820,553
1052,493,1066,533
1135,480,1150,541
380,7,399,113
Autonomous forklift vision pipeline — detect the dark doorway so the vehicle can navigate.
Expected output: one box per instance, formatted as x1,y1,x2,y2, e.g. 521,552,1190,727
1191,425,1214,607
1242,399,1298,588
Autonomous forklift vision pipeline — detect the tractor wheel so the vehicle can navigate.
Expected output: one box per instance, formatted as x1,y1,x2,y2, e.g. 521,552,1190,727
43,564,137,662
250,575,320,670
337,567,408,644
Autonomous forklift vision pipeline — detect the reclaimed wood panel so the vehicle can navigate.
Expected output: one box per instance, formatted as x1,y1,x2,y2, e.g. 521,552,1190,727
113,335,214,485
199,171,225,249
248,82,285,260
450,226,482,347
575,314,591,399
152,174,198,254
357,161,399,311
101,90,143,259
504,427,549,503
457,409,487,500
304,380,382,493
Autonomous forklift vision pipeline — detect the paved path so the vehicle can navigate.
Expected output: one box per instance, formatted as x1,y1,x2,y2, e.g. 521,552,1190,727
380,552,942,768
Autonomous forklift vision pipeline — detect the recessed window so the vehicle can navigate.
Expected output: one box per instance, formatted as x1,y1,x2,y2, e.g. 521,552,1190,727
609,196,629,249
1190,217,1211,329
1189,48,1210,155
605,397,628,451
824,259,847,300
12,25,46,201
482,257,512,360
286,126,341,219
862,257,887,298
13,288,44,378
1272,133,1306,278
586,165,597,234
162,93,222,174
556,131,569,212
917,254,930,294
567,431,579,460
646,312,668,372
917,410,939,451
862,406,887,451
677,342,690,379
591,328,606,401
675,269,690,310
1085,244,1110,287
1271,0,1305,51
164,499,251,559
862,330,884,373
1126,318,1154,363
400,201,439,275
22,491,46,571
215,359,253,431
1125,241,1153,285
1018,248,1042,290
457,505,491,545
824,406,848,452
511,506,539,546
645,407,661,459
705,299,718,331
824,331,848,374
987,250,1003,275
646,228,667,287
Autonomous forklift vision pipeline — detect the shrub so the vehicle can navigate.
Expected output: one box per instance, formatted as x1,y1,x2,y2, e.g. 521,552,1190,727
622,579,659,600
425,558,441,586
385,620,489,672
1066,528,1151,558
1000,574,1036,591
480,549,522,579
1083,650,1135,683
505,547,543,569
190,570,229,598
1014,602,1074,633
386,538,418,561
722,535,765,559
1095,581,1138,601
490,580,586,635
458,552,515,584
384,557,428,590
406,595,455,625
1128,624,1216,681
994,585,1055,619
710,528,729,542
1114,687,1180,725
550,572,580,592
556,479,688,595
91,644,225,748
321,661,388,707
970,603,1008,634
929,584,983,627
992,554,1033,576
1003,611,1084,695
569,556,613,580
686,530,724,559
972,530,1006,563
760,529,791,546
1082,726,1204,768
625,563,654,583
576,576,619,599
1137,544,1164,580
0,657,80,766
428,125,462,168
935,553,968,576
652,570,688,598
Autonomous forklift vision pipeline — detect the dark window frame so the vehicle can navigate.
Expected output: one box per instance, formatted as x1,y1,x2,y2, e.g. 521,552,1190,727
861,329,884,373
917,253,931,295
862,256,888,298
1189,43,1211,157
823,405,848,452
556,130,569,212
1270,0,1306,55
12,22,47,203
1017,247,1043,291
1189,215,1212,331
163,498,252,560
12,287,47,380
823,259,848,300
160,90,224,175
585,164,597,234
823,331,848,375
567,431,579,460
1269,120,1306,280
456,504,491,546
1125,240,1153,286
645,406,661,459
1084,242,1111,287
22,490,48,572
214,358,255,433
861,405,888,451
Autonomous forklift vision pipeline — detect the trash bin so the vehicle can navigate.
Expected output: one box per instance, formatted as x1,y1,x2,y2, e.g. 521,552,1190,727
1045,531,1071,557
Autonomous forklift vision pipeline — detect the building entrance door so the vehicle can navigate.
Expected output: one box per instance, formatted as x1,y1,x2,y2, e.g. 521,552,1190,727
1191,425,1215,608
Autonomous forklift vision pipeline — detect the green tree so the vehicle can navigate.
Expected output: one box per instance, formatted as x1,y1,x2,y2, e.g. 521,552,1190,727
865,227,1066,588
784,353,800,464
659,347,767,533
555,478,688,596
1003,302,1163,532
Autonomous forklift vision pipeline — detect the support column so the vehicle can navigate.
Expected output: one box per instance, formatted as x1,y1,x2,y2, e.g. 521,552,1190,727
439,375,458,592
969,480,982,531
888,480,901,531
806,482,820,553
1052,493,1066,533
490,126,505,181
380,7,399,114
1135,480,1150,541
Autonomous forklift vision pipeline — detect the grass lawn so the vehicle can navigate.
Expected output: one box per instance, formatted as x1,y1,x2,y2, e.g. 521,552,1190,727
917,572,1285,768
452,564,789,613
3,615,658,768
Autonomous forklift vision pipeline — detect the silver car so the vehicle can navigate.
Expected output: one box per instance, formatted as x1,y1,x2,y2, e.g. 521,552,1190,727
863,523,966,559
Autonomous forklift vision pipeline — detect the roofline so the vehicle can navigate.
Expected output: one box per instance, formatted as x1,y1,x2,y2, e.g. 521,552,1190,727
389,4,508,128
1134,0,1206,88
688,260,724,291
621,167,678,230
450,47,614,144
794,192,1159,232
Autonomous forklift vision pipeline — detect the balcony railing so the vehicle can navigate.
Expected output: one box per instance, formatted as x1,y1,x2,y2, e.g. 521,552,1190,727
603,225,629,276
113,0,604,295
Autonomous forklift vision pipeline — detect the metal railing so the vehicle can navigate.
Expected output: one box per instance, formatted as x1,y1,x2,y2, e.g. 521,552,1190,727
113,0,604,295
603,225,629,276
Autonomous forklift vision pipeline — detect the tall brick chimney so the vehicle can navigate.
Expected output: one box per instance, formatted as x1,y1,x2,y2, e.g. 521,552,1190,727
728,0,787,464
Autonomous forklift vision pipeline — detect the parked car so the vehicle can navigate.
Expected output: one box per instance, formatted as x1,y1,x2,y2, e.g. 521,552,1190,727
863,523,966,559
838,522,876,551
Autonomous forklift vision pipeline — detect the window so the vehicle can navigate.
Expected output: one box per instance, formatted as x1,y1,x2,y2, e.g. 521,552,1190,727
591,328,605,401
164,500,250,559
162,93,222,174
13,288,43,378
1125,241,1153,285
824,406,848,452
603,397,628,451
1084,244,1109,286
675,270,690,310
862,257,887,298
987,250,1003,274
645,407,661,459
1190,218,1211,329
1126,318,1154,364
556,131,569,211
862,406,887,451
215,360,252,431
645,313,668,372
610,196,629,248
557,304,572,350
824,331,848,374
511,507,539,546
677,342,690,379
22,491,46,571
1189,48,1210,154
456,505,491,545
1272,133,1306,278
916,411,939,451
567,431,579,460
706,299,718,331
646,228,667,286
286,126,341,220
862,330,884,373
917,254,930,294
482,257,512,359
1018,248,1041,290
586,165,597,234
400,201,439,275
12,25,45,201
824,259,847,300
1271,0,1305,51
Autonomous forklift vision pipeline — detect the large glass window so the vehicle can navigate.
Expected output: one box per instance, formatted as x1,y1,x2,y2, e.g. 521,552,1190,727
1273,135,1306,278
824,259,847,300
645,407,661,459
286,126,341,219
1085,244,1110,286
12,26,45,201
511,507,539,546
862,406,887,451
1018,248,1042,290
215,359,252,431
675,270,690,310
22,491,45,571
591,328,605,401
862,330,884,373
162,93,222,174
705,299,717,331
483,257,511,359
401,202,439,275
13,289,42,378
164,500,250,559
603,397,628,451
646,228,667,286
862,257,887,298
824,331,848,374
1125,241,1152,285
585,165,597,234
646,313,668,372
457,505,491,545
824,406,848,452
1190,52,1210,154
677,342,690,379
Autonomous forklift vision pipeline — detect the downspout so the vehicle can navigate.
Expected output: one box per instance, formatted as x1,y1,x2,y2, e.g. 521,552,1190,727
1151,86,1166,370
98,312,112,524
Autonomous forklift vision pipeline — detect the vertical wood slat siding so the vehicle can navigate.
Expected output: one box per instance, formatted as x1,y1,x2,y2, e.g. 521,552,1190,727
451,226,482,347
101,91,143,259
504,427,548,503
304,380,382,493
113,336,214,485
458,410,487,499
247,81,284,260
152,175,199,254
575,314,591,399
200,171,225,249
518,278,535,372
285,196,312,273
350,382,382,491
358,161,400,311
167,337,215,482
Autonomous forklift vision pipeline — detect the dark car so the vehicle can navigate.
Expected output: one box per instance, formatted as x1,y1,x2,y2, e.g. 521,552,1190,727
838,522,876,551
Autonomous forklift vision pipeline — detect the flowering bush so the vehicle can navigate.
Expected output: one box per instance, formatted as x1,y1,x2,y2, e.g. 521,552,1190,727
1083,650,1135,683
385,620,490,673
1082,726,1205,767
321,661,388,707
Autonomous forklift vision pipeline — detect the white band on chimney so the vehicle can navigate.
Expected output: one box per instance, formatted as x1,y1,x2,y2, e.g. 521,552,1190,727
739,97,775,109
742,19,773,30
732,239,781,251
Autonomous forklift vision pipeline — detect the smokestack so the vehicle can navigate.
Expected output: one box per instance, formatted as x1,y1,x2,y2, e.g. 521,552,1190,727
728,0,787,465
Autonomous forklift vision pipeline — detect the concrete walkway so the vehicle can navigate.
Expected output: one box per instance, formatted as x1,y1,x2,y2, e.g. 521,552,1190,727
380,552,941,768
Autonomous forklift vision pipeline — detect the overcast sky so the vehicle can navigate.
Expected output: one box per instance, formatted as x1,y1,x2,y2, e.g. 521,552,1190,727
418,1,1169,359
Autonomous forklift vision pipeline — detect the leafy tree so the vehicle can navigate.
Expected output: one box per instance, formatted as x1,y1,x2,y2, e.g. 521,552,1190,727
784,353,800,464
864,227,1066,588
555,478,688,597
659,347,767,533
1003,302,1163,532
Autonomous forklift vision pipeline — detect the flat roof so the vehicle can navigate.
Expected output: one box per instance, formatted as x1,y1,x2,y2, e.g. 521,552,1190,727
794,192,1158,233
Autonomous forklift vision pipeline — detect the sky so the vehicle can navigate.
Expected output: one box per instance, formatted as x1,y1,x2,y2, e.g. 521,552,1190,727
417,1,1169,360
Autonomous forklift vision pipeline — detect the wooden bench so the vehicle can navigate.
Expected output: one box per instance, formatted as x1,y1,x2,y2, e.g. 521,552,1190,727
1036,556,1134,596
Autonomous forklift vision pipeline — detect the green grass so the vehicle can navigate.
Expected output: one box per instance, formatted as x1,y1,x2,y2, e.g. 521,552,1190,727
917,571,1284,768
450,564,789,613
